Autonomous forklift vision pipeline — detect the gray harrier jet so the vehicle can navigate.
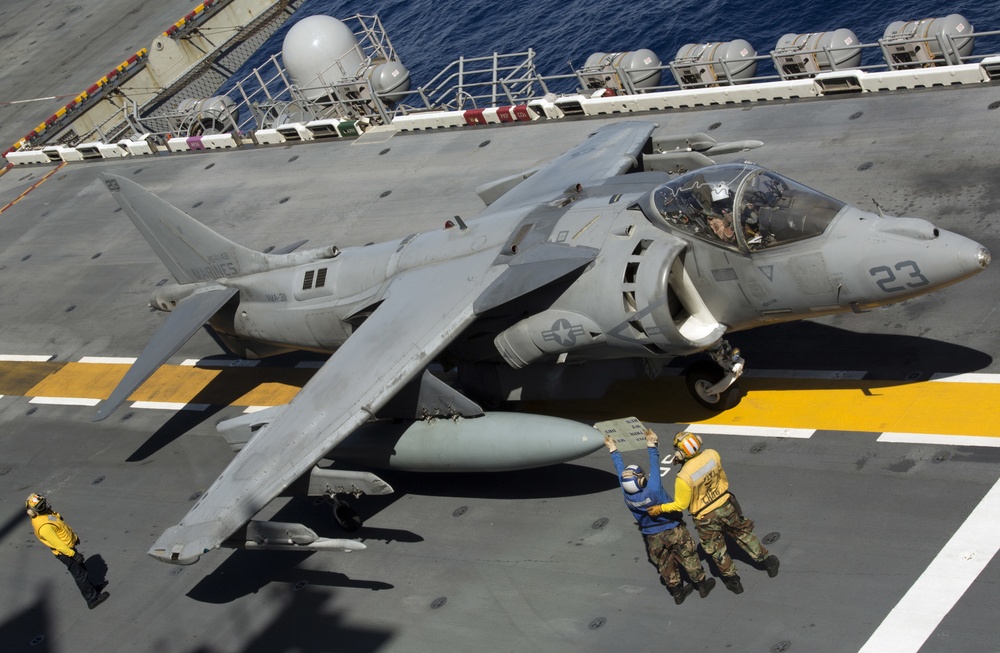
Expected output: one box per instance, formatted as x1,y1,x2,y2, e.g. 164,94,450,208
96,121,989,564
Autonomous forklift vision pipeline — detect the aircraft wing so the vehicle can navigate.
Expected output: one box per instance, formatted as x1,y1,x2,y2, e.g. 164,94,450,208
481,120,656,214
149,248,510,564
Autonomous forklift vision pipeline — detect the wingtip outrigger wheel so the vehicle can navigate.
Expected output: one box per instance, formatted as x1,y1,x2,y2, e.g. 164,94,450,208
324,493,363,532
685,340,745,411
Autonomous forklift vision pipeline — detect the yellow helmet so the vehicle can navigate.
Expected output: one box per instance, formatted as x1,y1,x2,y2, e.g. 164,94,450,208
26,493,49,517
673,432,703,461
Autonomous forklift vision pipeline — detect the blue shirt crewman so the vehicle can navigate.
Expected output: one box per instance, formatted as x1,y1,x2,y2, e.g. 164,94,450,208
605,429,715,604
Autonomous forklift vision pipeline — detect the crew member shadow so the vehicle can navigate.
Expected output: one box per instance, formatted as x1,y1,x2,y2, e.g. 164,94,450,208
695,535,771,580
84,553,109,587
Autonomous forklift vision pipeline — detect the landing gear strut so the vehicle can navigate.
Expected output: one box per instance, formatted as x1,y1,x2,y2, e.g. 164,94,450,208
686,340,745,411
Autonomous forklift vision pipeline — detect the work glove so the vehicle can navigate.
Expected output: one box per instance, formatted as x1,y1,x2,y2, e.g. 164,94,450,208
603,434,617,453
645,429,657,447
646,504,667,517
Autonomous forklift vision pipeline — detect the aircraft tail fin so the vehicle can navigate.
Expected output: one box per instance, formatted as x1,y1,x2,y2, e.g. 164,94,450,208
100,173,273,284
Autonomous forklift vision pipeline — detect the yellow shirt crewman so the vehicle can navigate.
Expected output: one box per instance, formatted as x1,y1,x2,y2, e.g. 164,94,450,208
27,493,109,609
647,433,779,594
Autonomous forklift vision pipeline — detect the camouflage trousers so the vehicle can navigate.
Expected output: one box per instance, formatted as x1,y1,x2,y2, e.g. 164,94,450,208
694,496,768,577
643,524,706,589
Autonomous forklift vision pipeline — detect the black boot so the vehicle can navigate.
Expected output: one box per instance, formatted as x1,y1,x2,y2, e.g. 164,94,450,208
667,584,695,605
694,577,716,598
87,591,110,610
763,555,780,578
722,574,744,594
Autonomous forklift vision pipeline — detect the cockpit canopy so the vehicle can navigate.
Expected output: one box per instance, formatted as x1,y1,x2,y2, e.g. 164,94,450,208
641,163,846,252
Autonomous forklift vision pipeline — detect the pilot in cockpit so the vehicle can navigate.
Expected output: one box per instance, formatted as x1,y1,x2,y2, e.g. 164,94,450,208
706,182,735,243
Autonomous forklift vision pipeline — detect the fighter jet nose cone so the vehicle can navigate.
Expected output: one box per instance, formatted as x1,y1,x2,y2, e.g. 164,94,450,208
977,246,991,269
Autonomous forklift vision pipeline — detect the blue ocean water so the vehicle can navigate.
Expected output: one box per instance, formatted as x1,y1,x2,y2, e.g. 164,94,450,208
248,0,1000,95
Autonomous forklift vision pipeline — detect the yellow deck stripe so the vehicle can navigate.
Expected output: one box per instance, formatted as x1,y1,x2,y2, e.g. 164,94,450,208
21,362,309,408
3,360,998,437
698,378,996,437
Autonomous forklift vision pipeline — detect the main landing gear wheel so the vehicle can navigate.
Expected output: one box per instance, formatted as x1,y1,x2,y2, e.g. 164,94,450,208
686,360,743,411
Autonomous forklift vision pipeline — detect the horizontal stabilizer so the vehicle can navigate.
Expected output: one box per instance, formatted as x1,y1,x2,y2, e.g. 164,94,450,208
93,285,237,421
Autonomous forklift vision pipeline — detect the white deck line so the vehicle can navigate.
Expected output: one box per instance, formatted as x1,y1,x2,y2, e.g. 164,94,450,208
0,354,53,362
929,372,1000,384
684,424,815,438
29,396,100,406
181,358,260,367
858,475,1000,653
129,401,210,412
878,433,1000,447
742,369,868,380
79,356,137,364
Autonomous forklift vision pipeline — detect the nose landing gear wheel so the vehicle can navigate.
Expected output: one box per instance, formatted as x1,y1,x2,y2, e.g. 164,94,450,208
686,360,743,411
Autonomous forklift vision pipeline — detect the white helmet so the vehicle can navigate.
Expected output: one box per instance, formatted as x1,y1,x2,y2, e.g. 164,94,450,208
710,182,730,203
621,464,647,494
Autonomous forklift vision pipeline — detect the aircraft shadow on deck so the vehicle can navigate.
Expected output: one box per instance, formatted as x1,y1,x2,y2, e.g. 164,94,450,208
528,321,994,424
188,498,398,605
725,320,992,378
124,348,325,462
234,585,393,653
0,590,51,653
123,321,991,460
188,464,619,605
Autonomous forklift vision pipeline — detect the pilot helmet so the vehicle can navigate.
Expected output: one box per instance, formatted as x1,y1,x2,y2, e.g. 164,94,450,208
710,182,730,203
621,464,647,494
672,432,703,462
26,493,49,517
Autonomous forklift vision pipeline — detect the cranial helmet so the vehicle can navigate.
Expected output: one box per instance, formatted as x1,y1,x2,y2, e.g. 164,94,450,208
710,182,730,203
621,464,647,494
673,432,703,462
26,493,48,517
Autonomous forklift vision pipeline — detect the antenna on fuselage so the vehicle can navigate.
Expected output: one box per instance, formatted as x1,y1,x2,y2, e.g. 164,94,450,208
872,198,886,219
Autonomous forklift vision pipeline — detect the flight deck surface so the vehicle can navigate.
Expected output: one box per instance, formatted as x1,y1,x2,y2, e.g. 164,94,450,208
1,5,999,653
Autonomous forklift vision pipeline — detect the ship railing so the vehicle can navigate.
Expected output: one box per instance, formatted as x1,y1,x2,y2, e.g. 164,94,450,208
414,28,1000,107
350,14,401,65
413,50,547,111
59,12,403,145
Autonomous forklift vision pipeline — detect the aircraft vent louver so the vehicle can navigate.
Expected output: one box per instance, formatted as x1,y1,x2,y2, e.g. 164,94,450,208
303,270,315,290
623,262,639,284
622,290,637,314
632,240,652,256
316,268,328,288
